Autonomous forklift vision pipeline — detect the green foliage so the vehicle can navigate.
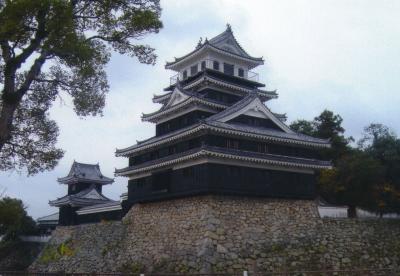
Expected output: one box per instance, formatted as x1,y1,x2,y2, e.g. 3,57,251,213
358,124,400,214
318,152,386,216
0,196,37,241
291,111,400,215
0,0,163,174
290,110,353,163
38,240,75,264
38,245,60,264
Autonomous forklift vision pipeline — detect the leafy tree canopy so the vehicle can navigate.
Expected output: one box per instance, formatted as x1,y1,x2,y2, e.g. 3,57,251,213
318,151,386,217
290,110,353,162
0,197,37,241
0,0,162,174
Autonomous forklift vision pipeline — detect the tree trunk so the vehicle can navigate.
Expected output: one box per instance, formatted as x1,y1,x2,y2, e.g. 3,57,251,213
347,206,357,218
0,101,18,152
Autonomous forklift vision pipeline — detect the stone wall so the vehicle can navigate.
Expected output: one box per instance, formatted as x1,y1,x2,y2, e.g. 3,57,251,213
30,195,400,273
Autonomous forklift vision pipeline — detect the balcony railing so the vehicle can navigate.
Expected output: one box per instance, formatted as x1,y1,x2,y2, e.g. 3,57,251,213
169,59,259,86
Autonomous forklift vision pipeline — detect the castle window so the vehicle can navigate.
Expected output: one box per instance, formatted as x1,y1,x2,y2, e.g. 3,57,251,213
169,146,176,154
182,70,187,79
190,64,198,75
201,61,206,70
257,143,269,153
226,139,239,149
238,68,244,77
213,60,220,71
223,63,234,76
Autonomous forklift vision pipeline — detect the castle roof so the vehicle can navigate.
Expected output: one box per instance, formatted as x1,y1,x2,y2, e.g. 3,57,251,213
142,85,228,123
115,145,332,177
165,25,264,70
37,212,59,224
57,161,114,185
49,186,113,207
116,93,330,157
76,200,122,215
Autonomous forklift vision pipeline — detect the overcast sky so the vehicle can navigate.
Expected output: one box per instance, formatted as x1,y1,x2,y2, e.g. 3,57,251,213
1,0,400,219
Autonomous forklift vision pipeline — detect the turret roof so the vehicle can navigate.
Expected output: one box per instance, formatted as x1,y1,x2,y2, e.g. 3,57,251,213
165,25,264,69
57,161,114,185
49,186,113,207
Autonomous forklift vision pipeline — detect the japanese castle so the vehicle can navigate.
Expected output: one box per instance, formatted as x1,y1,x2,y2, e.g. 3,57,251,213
115,25,331,211
47,25,331,226
49,161,121,225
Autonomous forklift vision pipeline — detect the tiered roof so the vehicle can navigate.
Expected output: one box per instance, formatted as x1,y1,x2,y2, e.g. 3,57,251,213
142,85,228,122
115,145,331,177
49,186,113,207
159,70,277,102
116,25,331,180
117,93,330,157
50,162,122,215
166,24,264,70
58,161,114,185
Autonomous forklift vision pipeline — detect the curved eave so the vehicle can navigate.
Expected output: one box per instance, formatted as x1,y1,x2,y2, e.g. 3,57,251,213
49,198,110,208
152,92,172,103
141,97,228,122
115,147,332,177
57,177,114,185
257,89,278,99
165,44,264,71
76,201,122,215
115,123,331,157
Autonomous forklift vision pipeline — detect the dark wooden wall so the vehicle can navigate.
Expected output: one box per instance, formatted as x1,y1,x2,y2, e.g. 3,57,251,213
125,163,316,209
156,110,213,136
129,134,320,167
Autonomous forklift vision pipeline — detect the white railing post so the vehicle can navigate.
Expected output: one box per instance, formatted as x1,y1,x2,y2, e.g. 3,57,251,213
243,270,248,276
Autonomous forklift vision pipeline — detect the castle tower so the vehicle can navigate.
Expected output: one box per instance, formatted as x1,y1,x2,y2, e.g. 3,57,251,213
49,161,119,225
115,25,331,210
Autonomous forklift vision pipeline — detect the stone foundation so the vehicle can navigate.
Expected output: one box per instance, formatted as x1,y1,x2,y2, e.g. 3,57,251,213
30,195,400,273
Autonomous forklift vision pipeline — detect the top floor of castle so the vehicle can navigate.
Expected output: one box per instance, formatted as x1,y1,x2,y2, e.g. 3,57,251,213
166,24,264,85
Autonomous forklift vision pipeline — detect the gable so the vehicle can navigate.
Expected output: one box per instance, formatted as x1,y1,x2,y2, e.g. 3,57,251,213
83,189,106,200
209,31,248,57
227,115,283,131
215,97,294,133
164,87,190,108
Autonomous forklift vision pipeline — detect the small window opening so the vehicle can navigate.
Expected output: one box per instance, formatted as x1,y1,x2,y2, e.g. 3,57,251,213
201,61,206,70
190,64,198,75
238,68,244,77
213,61,220,71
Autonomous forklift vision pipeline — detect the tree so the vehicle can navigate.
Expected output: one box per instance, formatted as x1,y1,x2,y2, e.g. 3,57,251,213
0,197,37,241
290,110,353,163
318,151,385,217
0,0,162,174
289,119,315,137
358,124,400,214
358,124,400,183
